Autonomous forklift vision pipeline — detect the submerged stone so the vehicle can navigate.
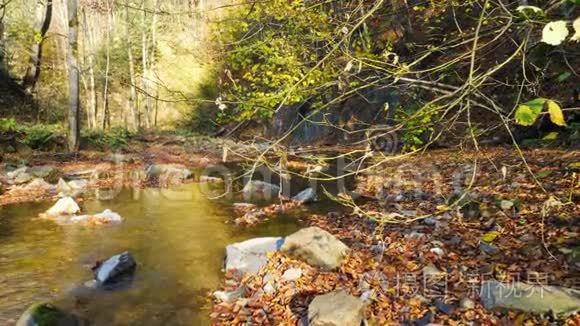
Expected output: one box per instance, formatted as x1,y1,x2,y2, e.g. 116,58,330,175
16,302,84,326
70,209,122,225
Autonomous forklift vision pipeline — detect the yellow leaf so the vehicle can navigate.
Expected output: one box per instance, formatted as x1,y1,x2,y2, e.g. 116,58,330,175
481,231,500,243
547,100,567,126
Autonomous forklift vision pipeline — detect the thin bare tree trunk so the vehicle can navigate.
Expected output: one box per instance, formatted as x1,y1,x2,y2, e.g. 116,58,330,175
101,1,112,130
81,7,97,129
0,4,7,77
126,0,139,131
22,0,53,94
67,0,80,151
141,0,151,129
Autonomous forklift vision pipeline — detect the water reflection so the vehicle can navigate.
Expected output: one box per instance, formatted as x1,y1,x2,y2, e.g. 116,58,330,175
0,184,300,325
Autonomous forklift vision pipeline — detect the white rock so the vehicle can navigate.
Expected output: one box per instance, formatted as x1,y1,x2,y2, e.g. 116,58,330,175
7,167,33,185
213,286,245,303
70,209,122,224
282,268,302,281
45,197,80,217
430,247,445,256
225,237,284,274
500,200,514,210
263,282,276,295
57,178,72,193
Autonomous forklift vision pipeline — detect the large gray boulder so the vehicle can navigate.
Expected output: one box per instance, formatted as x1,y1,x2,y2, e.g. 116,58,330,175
281,227,349,270
480,281,580,318
308,290,365,326
242,180,280,201
17,302,84,326
225,237,284,274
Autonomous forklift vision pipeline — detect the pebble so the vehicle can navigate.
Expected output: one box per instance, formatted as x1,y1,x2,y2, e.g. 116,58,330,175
263,282,276,295
423,217,439,226
282,268,302,282
435,299,456,315
500,200,514,210
480,243,501,255
430,247,445,256
459,297,475,309
422,264,444,276
449,236,462,246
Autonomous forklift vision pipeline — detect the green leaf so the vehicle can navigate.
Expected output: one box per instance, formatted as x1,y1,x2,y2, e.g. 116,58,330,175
535,170,553,179
557,72,572,82
543,132,559,140
547,100,567,126
515,98,546,126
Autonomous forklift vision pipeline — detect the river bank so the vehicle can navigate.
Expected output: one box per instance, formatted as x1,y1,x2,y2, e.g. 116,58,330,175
209,146,580,325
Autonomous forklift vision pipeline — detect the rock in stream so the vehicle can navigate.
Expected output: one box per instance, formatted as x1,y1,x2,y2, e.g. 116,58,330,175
94,251,137,289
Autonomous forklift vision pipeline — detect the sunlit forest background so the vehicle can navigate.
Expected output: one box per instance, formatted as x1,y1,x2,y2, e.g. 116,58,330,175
0,0,578,151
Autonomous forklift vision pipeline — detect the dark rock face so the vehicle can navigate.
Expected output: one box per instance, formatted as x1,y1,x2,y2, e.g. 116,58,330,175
266,89,399,146
94,252,137,289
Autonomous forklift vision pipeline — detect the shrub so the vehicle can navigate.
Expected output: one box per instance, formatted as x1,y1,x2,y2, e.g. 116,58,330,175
81,127,132,151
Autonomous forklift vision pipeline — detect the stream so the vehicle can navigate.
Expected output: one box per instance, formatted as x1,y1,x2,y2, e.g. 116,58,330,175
0,183,302,325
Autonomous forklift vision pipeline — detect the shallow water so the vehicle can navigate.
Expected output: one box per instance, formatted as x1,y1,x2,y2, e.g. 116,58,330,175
0,184,301,325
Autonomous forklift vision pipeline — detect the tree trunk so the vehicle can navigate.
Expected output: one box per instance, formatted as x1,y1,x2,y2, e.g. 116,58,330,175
101,1,112,130
67,0,80,152
0,6,7,77
147,0,159,128
141,0,151,129
22,0,53,94
81,7,97,129
126,0,139,132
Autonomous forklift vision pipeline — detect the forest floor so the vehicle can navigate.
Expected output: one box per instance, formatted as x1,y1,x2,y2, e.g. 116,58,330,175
211,146,580,325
